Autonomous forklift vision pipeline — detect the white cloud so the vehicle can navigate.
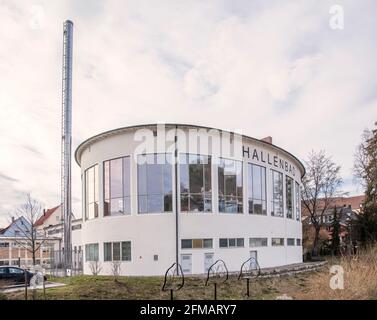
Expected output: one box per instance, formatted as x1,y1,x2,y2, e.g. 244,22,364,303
0,0,376,226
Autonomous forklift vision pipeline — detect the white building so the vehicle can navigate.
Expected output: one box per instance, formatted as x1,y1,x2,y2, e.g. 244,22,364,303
0,206,83,269
36,205,83,253
74,124,305,276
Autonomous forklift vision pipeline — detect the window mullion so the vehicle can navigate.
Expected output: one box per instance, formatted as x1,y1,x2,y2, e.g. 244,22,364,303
122,158,125,213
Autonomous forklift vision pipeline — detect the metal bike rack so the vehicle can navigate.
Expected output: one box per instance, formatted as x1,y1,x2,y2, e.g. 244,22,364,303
238,257,261,297
162,263,185,300
205,259,228,300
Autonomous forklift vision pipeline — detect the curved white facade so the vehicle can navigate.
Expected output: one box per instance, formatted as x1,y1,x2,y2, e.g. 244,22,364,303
75,124,305,276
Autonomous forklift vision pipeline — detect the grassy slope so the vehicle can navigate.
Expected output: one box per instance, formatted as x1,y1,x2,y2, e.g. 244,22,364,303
4,246,377,300
4,273,314,300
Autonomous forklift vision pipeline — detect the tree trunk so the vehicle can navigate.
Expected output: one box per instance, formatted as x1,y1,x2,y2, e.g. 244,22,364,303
312,226,320,257
32,241,36,266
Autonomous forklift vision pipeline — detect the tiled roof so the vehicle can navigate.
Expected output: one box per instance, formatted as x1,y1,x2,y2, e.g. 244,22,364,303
302,195,365,217
34,205,60,227
330,195,365,210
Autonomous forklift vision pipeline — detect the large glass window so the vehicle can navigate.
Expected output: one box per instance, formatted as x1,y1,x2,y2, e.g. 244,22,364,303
295,182,301,221
248,164,267,215
286,176,294,219
104,157,131,216
180,154,212,212
85,243,99,261
137,154,172,213
85,165,99,220
271,170,283,217
218,159,243,213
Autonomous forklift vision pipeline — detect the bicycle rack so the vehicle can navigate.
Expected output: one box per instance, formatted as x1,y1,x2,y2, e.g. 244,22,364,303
205,259,228,300
162,263,185,300
238,257,261,297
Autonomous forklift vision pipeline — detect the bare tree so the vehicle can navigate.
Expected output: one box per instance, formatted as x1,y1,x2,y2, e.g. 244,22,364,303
111,261,121,282
10,194,48,266
89,260,102,275
301,150,344,256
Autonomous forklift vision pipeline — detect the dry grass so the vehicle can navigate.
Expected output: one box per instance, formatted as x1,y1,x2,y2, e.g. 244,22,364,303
3,274,309,300
295,245,377,300
3,247,377,300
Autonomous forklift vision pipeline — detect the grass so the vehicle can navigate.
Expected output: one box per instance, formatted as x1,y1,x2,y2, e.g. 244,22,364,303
3,273,316,300
295,245,377,300
3,246,377,300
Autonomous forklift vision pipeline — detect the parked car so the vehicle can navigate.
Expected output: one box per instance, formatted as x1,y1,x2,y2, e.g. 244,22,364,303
0,266,46,286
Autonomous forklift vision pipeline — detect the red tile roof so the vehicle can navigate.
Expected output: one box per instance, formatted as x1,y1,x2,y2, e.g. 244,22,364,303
302,195,365,217
330,195,365,210
35,205,60,227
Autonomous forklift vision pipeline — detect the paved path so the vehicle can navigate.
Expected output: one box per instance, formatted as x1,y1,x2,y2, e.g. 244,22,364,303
1,282,66,293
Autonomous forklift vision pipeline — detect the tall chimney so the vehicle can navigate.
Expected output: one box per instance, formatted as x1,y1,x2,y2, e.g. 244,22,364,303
61,20,73,274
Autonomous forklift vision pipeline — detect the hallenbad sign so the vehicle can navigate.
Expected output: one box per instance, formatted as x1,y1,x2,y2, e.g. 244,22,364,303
242,146,296,177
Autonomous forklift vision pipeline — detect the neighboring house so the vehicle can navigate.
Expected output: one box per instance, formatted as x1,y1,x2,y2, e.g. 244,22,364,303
0,205,82,268
302,195,364,253
35,204,82,253
35,205,63,232
0,216,59,268
0,216,31,238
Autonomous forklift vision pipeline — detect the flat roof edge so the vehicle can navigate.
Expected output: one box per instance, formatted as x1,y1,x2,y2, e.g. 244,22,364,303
74,123,306,178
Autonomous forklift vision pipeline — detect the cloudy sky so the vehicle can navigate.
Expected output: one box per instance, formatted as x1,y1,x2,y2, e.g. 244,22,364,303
0,0,376,227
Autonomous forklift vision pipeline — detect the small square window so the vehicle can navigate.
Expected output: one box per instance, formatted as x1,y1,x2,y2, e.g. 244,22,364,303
236,238,244,247
219,239,228,248
153,255,158,261
192,239,203,248
181,239,192,249
203,239,213,248
287,238,295,246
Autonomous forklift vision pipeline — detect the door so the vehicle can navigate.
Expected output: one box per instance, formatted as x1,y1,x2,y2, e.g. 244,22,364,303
249,251,258,269
8,267,25,284
204,253,214,274
180,254,192,274
0,267,10,285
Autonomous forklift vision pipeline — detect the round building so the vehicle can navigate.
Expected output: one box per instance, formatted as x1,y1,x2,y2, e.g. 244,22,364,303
75,124,305,276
